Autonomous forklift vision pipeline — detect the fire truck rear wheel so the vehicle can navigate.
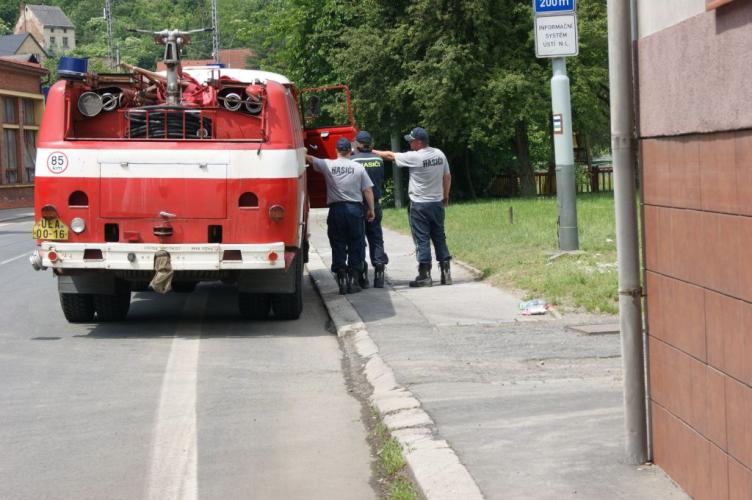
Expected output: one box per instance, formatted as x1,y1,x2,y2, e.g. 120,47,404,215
93,291,131,322
59,293,95,323
271,252,303,320
238,293,271,320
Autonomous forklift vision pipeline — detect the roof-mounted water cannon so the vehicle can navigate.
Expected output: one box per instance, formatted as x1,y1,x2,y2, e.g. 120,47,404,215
127,28,212,105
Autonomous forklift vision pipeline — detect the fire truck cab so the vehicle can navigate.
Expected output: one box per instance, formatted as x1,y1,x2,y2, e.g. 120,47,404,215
30,31,356,322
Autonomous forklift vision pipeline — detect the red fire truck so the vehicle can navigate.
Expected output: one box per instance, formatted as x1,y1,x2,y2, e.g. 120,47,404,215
30,29,356,322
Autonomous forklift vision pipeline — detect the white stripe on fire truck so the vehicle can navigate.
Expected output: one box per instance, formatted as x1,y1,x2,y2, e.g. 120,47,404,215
35,147,307,179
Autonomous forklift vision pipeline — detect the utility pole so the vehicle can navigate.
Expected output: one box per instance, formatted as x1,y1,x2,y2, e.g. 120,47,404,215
210,0,220,64
551,58,579,250
533,0,580,251
608,0,648,465
391,130,403,209
104,0,114,69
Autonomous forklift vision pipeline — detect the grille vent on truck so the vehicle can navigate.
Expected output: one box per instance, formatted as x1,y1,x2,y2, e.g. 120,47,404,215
125,109,213,140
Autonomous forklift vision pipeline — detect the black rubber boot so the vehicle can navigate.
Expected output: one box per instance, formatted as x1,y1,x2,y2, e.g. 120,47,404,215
359,262,370,289
373,264,385,288
347,269,362,294
336,270,347,295
439,260,452,285
409,263,433,288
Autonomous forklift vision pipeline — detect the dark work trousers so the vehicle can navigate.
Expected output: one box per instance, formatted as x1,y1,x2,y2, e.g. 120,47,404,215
364,201,389,266
327,202,367,273
409,201,451,264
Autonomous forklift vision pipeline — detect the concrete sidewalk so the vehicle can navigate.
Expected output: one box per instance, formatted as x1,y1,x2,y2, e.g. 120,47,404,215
307,208,686,500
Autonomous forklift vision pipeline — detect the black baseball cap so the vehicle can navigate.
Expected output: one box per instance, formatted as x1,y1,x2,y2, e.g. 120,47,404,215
355,130,372,146
336,137,352,152
404,126,429,143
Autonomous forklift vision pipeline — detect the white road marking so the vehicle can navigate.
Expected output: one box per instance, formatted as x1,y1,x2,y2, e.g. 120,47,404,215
0,215,33,227
147,292,207,500
0,253,30,267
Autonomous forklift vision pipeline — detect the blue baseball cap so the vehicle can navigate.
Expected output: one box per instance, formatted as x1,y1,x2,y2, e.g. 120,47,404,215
355,130,372,145
404,126,429,143
336,137,352,152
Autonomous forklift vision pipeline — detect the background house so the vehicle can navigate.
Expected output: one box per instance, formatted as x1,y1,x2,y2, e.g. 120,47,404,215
0,56,47,208
13,4,75,53
155,48,256,71
0,32,47,62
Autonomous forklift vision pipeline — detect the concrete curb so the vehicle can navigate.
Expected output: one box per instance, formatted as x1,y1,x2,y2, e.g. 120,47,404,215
452,259,484,280
306,245,485,500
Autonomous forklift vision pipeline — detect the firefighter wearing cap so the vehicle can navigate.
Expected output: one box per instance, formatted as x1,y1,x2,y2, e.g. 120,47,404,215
351,130,389,288
306,137,375,294
373,127,452,287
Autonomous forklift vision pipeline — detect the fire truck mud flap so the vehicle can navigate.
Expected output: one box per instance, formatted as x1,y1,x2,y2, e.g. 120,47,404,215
149,250,174,294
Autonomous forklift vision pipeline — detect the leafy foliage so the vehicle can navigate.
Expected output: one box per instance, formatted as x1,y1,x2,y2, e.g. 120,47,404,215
0,0,610,200
236,0,610,199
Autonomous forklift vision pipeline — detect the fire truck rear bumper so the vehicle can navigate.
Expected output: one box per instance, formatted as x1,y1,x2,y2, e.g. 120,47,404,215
34,242,288,271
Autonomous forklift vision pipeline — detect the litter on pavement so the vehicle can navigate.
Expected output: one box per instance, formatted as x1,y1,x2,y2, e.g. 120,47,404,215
519,299,549,315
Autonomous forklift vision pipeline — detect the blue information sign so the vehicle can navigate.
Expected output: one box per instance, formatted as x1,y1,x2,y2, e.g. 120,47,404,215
534,0,576,14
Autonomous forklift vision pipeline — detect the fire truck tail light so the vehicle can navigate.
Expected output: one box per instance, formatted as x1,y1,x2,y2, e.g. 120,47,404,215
268,251,279,262
47,250,59,262
222,250,242,261
41,204,59,221
70,217,86,234
269,204,285,221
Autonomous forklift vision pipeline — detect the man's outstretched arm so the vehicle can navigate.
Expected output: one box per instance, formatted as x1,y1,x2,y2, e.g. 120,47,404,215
372,150,396,162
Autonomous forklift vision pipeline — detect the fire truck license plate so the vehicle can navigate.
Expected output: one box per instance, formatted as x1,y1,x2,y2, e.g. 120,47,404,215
32,218,69,240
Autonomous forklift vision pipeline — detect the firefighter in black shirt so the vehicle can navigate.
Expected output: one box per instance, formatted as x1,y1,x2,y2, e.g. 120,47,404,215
351,131,389,288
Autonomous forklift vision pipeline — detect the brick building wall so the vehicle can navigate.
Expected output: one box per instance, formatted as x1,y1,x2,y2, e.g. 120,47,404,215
638,1,752,498
0,58,47,209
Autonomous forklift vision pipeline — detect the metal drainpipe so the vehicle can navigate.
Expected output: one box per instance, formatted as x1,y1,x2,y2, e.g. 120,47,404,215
607,0,648,464
629,0,654,463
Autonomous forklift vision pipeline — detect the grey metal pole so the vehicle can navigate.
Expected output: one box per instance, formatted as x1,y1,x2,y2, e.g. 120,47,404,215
391,131,403,209
105,0,114,69
608,0,648,465
210,0,220,64
551,58,579,251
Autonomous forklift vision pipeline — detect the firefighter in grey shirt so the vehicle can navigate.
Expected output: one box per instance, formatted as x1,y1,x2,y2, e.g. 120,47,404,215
373,127,452,287
306,137,375,294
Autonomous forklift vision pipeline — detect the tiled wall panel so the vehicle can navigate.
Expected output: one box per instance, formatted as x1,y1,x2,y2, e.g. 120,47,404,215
643,130,752,499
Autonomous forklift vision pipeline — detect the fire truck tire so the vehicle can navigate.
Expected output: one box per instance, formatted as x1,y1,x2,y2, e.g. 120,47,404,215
238,293,271,320
271,252,303,320
172,281,198,293
93,291,131,322
59,293,95,323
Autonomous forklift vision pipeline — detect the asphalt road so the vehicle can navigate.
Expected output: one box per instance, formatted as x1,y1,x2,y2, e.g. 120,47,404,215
0,218,376,500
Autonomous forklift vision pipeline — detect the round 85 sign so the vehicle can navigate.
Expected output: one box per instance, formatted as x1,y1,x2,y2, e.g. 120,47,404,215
46,151,69,174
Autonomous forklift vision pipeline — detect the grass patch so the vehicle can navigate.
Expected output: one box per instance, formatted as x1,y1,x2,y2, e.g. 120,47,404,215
374,419,418,500
382,193,620,314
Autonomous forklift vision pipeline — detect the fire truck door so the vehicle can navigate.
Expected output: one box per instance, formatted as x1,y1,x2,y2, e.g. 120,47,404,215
99,161,228,219
301,85,357,209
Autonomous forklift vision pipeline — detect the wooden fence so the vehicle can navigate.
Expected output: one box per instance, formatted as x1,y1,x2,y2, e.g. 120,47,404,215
490,166,613,197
